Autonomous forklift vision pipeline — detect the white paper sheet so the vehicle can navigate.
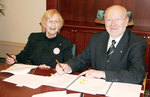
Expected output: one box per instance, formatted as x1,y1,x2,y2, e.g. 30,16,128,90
67,76,112,95
44,73,80,88
67,93,81,97
106,82,142,97
1,63,38,75
32,91,81,97
32,91,67,97
3,74,50,89
2,68,142,97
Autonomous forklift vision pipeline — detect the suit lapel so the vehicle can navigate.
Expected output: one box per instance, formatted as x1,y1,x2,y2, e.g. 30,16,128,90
110,29,129,62
98,32,109,66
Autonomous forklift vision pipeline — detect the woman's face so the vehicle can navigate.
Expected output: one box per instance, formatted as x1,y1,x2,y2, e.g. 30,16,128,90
45,14,60,38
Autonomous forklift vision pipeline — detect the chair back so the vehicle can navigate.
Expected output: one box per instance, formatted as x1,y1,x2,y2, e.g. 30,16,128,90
72,44,76,58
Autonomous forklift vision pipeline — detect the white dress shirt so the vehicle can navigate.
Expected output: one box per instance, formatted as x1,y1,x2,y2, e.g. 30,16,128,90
107,35,123,51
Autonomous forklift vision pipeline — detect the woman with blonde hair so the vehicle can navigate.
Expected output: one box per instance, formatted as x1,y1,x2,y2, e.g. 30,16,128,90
6,9,73,69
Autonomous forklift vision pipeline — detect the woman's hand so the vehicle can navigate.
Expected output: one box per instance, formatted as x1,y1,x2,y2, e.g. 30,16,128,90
38,64,50,69
6,54,16,65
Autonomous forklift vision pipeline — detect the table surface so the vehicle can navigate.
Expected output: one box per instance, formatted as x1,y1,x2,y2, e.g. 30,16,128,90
0,64,144,97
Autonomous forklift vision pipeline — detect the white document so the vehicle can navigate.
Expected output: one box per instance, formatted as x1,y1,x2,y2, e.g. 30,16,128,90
67,76,112,95
3,74,50,89
44,73,80,88
106,82,142,97
32,91,67,97
67,93,81,97
32,91,81,97
2,70,142,96
44,73,111,95
1,63,38,75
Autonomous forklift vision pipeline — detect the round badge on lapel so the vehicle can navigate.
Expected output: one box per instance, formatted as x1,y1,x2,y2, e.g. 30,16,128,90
53,47,60,55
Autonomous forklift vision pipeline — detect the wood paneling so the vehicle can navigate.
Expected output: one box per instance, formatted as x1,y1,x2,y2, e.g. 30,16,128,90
46,0,57,9
54,0,150,27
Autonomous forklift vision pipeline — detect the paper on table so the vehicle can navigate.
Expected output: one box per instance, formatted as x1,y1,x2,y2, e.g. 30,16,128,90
3,74,50,89
67,93,81,97
32,91,67,97
32,91,81,97
1,63,38,75
44,73,80,88
44,73,111,95
67,76,112,95
106,82,142,97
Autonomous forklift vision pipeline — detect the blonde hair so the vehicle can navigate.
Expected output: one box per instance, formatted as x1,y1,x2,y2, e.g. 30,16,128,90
40,9,64,32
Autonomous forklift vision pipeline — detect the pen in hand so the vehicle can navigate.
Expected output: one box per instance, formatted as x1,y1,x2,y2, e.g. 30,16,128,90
6,53,17,63
56,59,64,72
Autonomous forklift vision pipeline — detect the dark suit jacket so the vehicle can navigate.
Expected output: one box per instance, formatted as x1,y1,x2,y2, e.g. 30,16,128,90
16,32,73,68
67,28,147,84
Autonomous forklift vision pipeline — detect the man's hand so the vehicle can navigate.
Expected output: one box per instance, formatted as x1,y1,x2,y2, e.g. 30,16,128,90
80,69,105,79
55,63,72,74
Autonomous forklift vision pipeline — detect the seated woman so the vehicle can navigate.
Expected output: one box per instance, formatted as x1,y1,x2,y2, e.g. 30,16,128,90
6,9,73,69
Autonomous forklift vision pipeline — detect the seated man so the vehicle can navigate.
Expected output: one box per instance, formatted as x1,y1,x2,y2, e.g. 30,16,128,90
56,5,147,84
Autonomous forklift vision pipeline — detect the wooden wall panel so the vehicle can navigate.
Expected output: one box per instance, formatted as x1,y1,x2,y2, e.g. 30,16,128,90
47,0,150,27
46,0,57,9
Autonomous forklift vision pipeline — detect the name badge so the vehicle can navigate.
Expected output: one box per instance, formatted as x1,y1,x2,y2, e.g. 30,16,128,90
53,47,60,55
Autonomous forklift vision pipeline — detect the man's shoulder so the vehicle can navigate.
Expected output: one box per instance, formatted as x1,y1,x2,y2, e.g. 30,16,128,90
129,30,146,42
91,31,108,39
127,29,147,45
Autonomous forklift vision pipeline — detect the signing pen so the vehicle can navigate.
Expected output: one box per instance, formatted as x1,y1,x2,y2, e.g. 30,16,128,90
56,59,64,72
6,53,18,63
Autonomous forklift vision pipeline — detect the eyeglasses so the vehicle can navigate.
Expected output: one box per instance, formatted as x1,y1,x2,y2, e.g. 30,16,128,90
105,18,125,22
48,20,60,24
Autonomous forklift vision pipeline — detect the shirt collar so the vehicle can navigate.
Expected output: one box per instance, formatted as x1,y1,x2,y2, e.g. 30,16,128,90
108,34,123,47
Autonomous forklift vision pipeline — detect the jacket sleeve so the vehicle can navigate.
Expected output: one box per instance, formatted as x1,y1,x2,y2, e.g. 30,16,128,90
66,37,93,72
16,33,34,63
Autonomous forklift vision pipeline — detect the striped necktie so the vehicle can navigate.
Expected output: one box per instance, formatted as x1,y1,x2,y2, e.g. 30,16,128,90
107,40,116,60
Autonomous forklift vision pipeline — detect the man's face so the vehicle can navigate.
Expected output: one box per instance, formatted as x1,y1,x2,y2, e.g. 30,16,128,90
104,7,129,39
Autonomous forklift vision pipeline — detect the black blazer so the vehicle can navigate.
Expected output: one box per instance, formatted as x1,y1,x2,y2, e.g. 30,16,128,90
16,32,73,68
67,28,147,84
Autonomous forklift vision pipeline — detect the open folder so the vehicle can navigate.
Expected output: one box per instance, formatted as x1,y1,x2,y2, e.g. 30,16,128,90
44,73,142,96
29,73,111,95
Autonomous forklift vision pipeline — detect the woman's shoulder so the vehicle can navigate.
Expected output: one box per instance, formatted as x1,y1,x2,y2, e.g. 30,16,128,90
57,34,73,47
28,32,45,40
57,34,72,43
29,32,45,37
